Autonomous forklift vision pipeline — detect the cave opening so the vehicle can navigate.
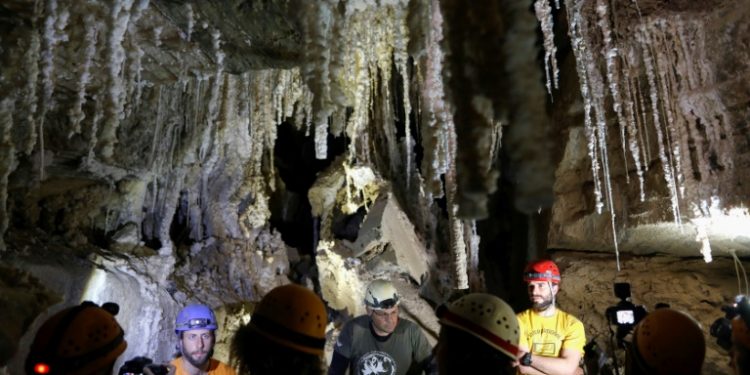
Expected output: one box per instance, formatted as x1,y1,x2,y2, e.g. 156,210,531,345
270,121,348,255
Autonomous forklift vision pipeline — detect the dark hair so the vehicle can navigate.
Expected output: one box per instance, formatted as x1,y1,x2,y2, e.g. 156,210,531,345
230,323,323,375
437,325,515,375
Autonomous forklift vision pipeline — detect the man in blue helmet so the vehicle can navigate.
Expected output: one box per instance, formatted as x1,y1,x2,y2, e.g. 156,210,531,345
172,304,236,375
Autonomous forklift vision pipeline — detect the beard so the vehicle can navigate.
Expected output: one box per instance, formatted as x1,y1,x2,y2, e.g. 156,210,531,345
181,345,213,369
531,295,554,311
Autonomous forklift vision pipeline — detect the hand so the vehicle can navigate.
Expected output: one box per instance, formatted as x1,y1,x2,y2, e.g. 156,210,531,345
512,351,528,368
143,364,176,375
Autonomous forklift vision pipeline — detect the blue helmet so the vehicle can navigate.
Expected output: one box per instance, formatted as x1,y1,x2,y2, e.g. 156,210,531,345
175,304,218,334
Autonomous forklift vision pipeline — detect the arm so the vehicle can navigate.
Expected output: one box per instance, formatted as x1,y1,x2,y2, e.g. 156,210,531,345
410,323,437,375
329,321,354,375
328,351,351,375
513,348,582,375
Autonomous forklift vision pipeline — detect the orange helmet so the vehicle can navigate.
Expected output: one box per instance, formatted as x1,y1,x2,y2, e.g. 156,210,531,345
631,308,705,375
523,260,561,284
25,301,127,375
249,284,328,355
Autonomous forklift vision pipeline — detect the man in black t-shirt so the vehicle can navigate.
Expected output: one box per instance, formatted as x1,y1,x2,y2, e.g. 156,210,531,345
328,279,435,375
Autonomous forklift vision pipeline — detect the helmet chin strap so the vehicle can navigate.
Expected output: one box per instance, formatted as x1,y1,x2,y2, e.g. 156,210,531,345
548,280,556,308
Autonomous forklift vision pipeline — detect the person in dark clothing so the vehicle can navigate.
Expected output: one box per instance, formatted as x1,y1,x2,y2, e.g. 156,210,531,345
328,279,435,375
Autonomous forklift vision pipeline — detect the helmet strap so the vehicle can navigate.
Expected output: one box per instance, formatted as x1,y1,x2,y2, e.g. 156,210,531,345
548,280,556,309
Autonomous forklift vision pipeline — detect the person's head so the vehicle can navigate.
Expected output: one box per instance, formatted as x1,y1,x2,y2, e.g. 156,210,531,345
364,279,400,336
523,259,560,311
731,317,750,374
231,284,328,375
174,304,218,370
436,293,519,375
25,301,127,375
627,308,705,375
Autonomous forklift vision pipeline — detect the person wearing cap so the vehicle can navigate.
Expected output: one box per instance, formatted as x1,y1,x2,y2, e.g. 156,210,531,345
25,301,127,375
172,304,235,375
435,293,520,374
514,259,585,375
625,307,705,375
328,279,435,375
230,284,328,375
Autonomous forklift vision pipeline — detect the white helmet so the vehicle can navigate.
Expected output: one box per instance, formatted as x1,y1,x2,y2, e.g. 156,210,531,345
437,293,520,360
364,279,400,309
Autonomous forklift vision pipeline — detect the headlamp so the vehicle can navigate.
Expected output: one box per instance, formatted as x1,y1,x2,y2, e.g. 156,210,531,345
178,318,213,329
33,363,51,374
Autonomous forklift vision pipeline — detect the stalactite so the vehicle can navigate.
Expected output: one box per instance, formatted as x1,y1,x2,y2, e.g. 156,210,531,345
100,0,136,160
466,220,484,291
198,28,225,163
634,74,652,164
638,27,681,226
22,4,42,156
444,69,468,289
566,1,603,214
648,25,685,200
297,0,336,160
567,0,620,268
596,0,631,184
394,6,412,187
38,0,68,180
124,0,150,119
86,92,104,165
534,0,559,96
68,14,100,138
620,57,646,201
0,99,15,251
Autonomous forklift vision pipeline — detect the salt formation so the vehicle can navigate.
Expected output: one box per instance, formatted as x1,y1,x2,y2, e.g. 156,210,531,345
552,0,744,264
0,100,14,252
534,0,559,96
101,0,136,160
67,14,100,138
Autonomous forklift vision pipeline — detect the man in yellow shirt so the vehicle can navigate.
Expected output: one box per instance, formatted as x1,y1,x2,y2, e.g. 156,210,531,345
514,260,585,375
171,304,236,375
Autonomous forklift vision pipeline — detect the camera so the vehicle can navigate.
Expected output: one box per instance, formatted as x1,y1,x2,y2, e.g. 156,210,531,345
605,283,647,347
710,295,750,351
145,364,170,375
118,357,170,375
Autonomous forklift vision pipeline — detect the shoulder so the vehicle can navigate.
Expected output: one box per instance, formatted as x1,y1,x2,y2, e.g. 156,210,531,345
556,309,584,328
346,315,371,330
339,315,370,339
396,318,426,337
556,309,582,323
517,309,533,322
209,359,236,375
170,357,182,369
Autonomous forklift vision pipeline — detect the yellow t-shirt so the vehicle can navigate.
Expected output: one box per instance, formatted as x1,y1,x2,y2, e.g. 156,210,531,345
517,308,586,358
170,357,236,375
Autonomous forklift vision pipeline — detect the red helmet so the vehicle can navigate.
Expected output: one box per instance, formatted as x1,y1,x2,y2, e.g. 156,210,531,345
523,260,561,284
